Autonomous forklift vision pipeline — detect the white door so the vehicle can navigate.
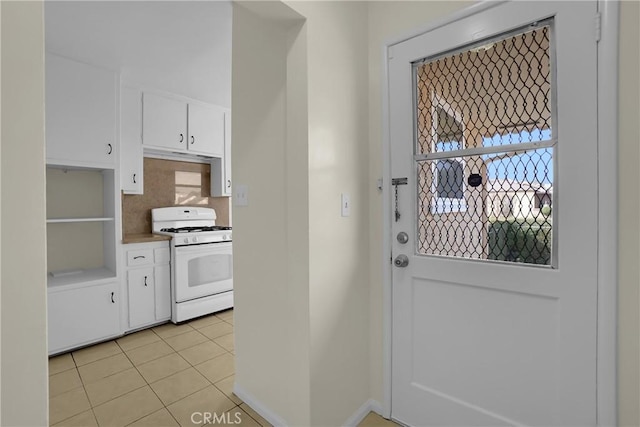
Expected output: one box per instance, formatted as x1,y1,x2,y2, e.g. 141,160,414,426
389,2,598,425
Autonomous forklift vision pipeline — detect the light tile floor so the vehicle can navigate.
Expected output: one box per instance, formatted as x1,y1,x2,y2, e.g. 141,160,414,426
49,308,396,427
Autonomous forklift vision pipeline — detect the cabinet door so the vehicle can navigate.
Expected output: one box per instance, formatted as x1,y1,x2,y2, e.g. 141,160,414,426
121,87,143,194
210,111,232,197
155,264,171,321
46,53,117,167
128,268,155,329
223,112,232,194
188,103,225,156
142,92,187,151
48,283,120,354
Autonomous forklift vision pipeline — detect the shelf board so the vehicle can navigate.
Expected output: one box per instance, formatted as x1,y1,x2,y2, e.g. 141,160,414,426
48,267,116,289
47,217,115,224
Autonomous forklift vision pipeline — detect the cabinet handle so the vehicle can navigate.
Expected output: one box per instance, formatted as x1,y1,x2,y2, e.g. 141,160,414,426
179,133,184,143
133,255,146,260
111,292,115,303
133,173,137,184
144,276,148,286
190,136,195,145
227,180,231,188
107,143,113,155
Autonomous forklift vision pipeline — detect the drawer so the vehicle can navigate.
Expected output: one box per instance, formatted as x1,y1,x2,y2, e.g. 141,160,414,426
154,247,170,264
126,248,154,266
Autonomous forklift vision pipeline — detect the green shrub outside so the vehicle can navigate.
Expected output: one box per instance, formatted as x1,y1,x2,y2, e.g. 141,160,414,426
487,218,552,265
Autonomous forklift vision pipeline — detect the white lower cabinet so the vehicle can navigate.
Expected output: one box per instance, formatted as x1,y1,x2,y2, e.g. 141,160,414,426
155,264,171,320
127,268,155,328
48,282,120,355
125,241,171,331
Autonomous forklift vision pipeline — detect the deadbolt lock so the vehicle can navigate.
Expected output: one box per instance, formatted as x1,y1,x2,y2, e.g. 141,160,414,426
397,232,409,244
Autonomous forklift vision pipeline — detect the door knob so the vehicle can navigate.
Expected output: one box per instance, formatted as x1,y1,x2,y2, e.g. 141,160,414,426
394,254,409,268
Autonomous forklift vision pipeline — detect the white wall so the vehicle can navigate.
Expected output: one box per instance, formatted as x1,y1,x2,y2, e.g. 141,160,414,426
45,1,232,107
234,1,371,424
232,3,311,425
283,2,371,425
617,1,640,425
0,1,49,425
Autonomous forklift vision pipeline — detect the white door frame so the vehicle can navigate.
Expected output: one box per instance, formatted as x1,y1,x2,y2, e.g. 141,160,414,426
380,1,619,425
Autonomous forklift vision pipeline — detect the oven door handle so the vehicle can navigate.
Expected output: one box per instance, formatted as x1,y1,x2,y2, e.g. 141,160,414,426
174,242,232,254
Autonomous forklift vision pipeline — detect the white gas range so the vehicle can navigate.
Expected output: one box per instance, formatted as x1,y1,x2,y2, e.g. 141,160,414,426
152,207,233,323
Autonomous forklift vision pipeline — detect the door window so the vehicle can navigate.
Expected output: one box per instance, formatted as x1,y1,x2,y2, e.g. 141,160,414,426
414,21,555,265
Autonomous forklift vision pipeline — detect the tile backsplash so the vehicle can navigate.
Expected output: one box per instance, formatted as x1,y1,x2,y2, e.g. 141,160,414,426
123,158,230,235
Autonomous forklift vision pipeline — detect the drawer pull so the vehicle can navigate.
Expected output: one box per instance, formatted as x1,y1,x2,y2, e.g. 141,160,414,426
133,255,146,260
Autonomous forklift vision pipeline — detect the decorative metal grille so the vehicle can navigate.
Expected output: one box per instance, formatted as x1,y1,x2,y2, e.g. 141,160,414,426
414,21,554,266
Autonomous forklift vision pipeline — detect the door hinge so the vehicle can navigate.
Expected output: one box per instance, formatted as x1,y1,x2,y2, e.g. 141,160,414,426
595,12,602,43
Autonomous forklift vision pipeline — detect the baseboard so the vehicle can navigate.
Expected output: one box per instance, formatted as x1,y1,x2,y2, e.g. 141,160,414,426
343,399,384,427
233,383,289,427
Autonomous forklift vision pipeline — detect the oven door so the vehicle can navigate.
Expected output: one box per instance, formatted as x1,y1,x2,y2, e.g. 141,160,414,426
173,242,233,303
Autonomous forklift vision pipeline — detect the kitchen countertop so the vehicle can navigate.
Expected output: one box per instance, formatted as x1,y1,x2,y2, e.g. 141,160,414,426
122,233,171,244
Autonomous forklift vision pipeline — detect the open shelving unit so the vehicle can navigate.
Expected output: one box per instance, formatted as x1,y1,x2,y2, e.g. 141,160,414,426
46,166,119,289
47,217,115,223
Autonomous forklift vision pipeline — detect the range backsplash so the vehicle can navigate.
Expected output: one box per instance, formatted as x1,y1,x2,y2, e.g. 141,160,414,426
122,158,230,235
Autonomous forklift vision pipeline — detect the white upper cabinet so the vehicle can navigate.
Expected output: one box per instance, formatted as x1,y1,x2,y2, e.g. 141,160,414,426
142,91,227,158
46,53,117,168
142,92,188,151
188,103,225,157
121,86,144,194
211,112,232,196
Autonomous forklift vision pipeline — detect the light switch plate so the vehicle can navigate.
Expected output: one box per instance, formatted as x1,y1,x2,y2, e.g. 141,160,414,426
234,184,248,206
341,193,351,217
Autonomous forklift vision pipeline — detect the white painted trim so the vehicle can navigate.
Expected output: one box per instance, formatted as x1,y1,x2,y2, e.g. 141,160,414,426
233,383,289,427
380,39,393,420
595,1,619,426
381,0,619,424
384,1,506,49
342,399,384,427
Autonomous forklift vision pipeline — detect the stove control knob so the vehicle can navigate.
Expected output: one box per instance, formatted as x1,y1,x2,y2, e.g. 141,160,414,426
192,236,198,243
224,235,230,241
183,238,189,244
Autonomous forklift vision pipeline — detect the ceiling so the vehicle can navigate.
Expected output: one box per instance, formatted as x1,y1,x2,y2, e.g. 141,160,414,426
45,1,232,107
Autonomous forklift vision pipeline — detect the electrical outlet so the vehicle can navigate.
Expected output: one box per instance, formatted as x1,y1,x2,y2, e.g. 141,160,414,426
341,193,351,217
234,184,248,206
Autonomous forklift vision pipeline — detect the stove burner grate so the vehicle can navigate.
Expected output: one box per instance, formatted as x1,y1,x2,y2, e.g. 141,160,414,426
160,226,232,233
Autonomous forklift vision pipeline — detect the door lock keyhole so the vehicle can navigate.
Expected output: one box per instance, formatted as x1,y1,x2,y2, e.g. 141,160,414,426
394,254,409,268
